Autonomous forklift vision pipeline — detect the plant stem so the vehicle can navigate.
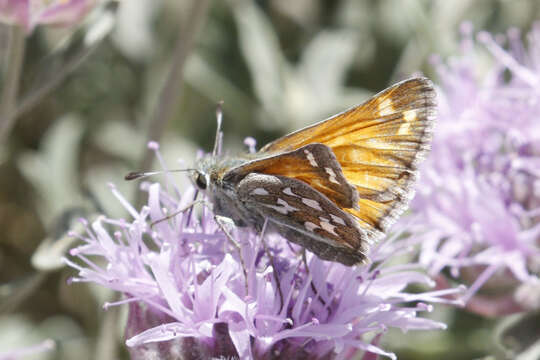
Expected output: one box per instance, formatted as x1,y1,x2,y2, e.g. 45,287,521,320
0,25,26,145
94,292,122,360
0,4,114,145
0,273,47,314
135,0,211,206
11,41,99,130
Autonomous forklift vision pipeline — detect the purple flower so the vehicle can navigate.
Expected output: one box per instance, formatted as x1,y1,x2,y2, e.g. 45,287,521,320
412,22,540,312
65,143,461,360
0,0,97,33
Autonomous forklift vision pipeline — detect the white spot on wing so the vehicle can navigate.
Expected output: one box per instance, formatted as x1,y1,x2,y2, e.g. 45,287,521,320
378,98,394,116
304,149,318,167
325,167,340,184
403,109,416,122
263,198,298,215
397,122,411,136
283,187,299,197
304,221,320,232
251,188,269,196
302,198,323,211
330,214,346,226
320,220,338,236
397,110,417,135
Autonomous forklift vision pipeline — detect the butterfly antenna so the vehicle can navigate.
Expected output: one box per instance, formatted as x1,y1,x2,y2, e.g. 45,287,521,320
212,101,224,157
125,169,195,181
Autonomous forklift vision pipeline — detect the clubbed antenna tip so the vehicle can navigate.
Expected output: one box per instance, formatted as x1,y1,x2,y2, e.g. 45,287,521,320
125,172,147,181
124,169,196,181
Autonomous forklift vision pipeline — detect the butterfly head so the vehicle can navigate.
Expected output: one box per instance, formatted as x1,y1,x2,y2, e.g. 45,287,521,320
192,155,231,190
194,151,250,190
193,170,208,190
192,155,216,192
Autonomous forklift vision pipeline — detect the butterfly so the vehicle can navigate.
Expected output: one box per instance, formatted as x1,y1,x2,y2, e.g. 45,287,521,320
134,77,436,266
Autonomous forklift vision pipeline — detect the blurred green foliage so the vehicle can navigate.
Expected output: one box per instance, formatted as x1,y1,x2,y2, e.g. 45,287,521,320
1,0,540,359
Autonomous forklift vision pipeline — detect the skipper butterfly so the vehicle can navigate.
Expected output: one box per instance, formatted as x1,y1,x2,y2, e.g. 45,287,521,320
131,77,436,266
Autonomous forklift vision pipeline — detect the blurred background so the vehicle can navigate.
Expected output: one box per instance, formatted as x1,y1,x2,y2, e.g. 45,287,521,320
1,0,540,359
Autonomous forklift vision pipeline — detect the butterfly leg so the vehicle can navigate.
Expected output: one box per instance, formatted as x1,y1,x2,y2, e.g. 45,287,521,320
214,215,249,297
185,189,200,227
301,249,328,307
302,250,319,299
259,218,284,311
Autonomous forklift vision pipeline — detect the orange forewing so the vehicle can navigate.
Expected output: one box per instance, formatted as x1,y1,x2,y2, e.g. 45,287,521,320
258,77,436,235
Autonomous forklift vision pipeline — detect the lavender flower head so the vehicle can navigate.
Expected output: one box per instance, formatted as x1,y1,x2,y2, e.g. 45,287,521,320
65,142,462,359
413,22,540,311
0,0,97,33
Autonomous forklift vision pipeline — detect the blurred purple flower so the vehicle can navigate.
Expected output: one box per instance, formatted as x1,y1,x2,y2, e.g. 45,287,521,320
413,22,540,311
0,0,96,33
65,143,462,360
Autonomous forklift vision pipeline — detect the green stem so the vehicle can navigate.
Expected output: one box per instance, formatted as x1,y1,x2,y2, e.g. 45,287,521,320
13,41,99,128
0,25,26,145
0,273,47,314
135,0,211,206
94,292,122,360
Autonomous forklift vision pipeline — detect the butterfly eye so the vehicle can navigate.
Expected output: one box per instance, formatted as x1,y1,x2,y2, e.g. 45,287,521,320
195,173,207,190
